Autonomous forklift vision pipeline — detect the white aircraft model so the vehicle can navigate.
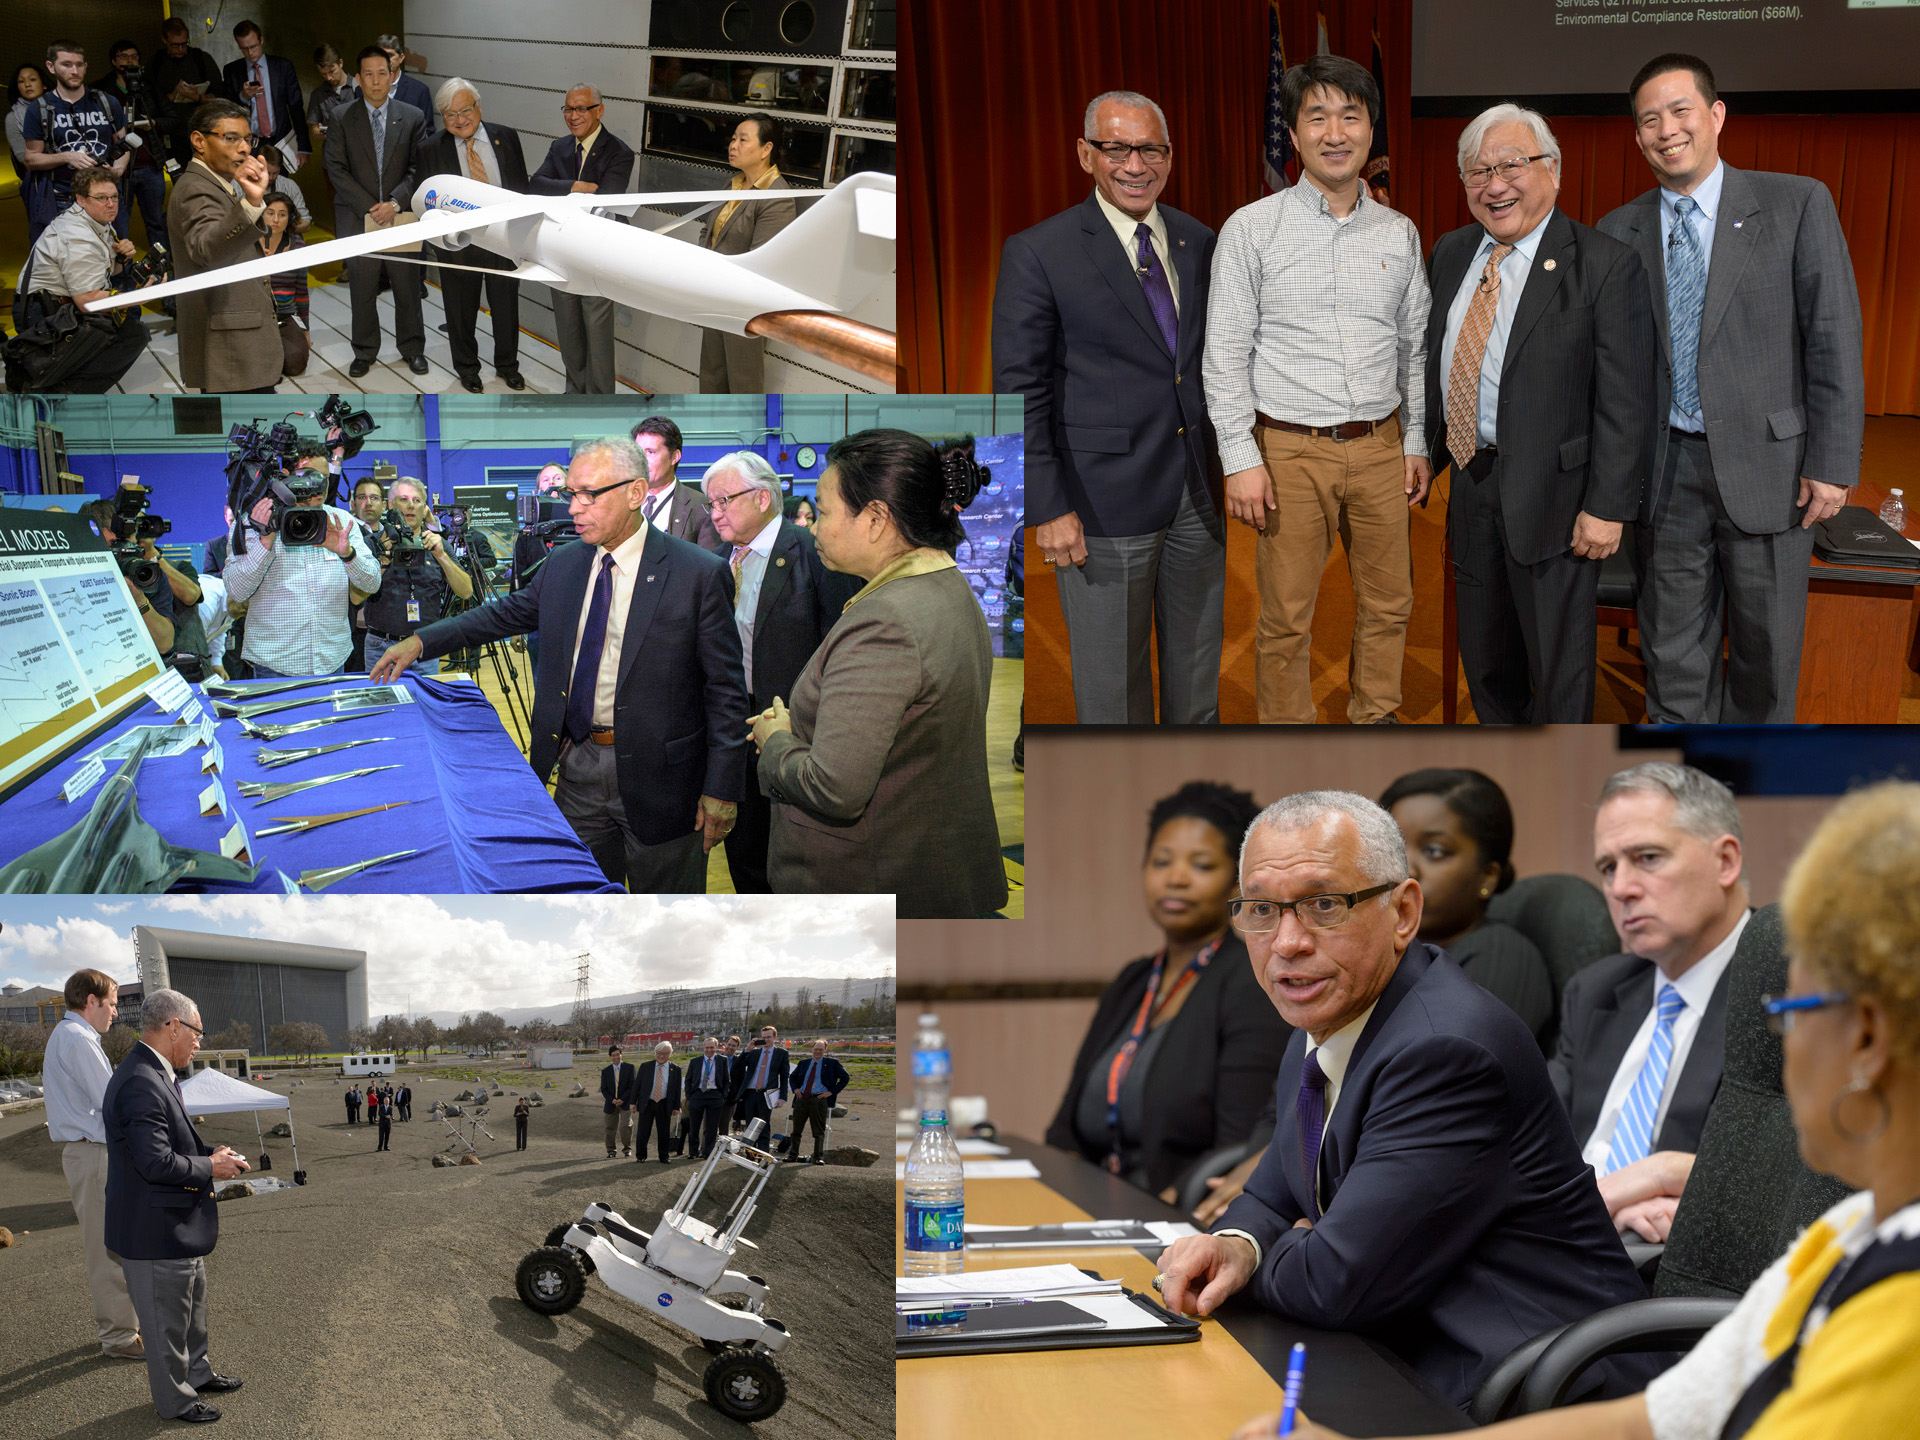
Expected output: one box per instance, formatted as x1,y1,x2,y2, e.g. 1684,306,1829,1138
87,171,897,384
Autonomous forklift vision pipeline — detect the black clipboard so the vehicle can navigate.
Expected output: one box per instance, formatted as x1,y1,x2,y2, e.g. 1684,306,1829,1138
895,1270,1202,1358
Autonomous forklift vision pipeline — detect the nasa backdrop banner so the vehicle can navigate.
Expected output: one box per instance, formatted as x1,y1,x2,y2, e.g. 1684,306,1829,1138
962,433,1023,660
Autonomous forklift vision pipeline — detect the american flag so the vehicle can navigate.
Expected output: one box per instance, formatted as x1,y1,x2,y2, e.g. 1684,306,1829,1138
1366,26,1393,207
1263,0,1294,192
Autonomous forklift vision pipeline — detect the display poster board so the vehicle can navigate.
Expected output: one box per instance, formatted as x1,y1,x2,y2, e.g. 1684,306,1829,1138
0,508,166,799
451,485,519,576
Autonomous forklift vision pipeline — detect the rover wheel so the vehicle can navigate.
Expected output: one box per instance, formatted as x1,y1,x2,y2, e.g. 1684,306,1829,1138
702,1349,786,1422
544,1222,577,1249
516,1246,586,1315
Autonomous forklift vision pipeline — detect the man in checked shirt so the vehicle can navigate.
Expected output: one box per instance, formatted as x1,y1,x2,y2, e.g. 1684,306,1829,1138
1203,55,1431,725
221,443,383,678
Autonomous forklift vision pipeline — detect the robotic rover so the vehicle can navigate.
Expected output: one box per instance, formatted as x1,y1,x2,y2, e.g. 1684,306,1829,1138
516,1119,791,1421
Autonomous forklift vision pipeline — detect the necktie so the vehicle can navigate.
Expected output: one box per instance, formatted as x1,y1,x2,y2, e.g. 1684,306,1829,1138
653,1066,665,1101
1667,197,1707,417
703,1058,715,1089
252,62,271,137
1446,242,1516,471
730,544,749,586
1604,984,1687,1175
1133,223,1179,355
643,490,667,527
808,1061,826,1095
467,136,487,184
371,105,386,168
1295,1049,1329,1222
754,1048,771,1087
564,553,615,743
574,139,586,177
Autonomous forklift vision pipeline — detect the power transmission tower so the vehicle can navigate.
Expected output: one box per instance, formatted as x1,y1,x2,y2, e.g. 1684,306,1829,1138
571,954,592,1028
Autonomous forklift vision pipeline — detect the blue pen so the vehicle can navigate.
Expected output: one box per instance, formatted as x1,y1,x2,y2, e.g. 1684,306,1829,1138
1278,1342,1307,1435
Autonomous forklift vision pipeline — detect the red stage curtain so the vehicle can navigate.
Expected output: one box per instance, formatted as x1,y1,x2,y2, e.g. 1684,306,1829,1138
907,0,1920,415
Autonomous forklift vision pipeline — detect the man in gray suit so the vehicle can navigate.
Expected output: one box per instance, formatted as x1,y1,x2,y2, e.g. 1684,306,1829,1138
1599,54,1865,722
324,46,429,377
631,415,722,550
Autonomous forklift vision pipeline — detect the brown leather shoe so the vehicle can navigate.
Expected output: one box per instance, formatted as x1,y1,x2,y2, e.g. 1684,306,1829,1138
104,1337,146,1359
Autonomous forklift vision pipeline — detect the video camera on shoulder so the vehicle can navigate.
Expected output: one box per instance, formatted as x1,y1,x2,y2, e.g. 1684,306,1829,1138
224,419,333,553
379,506,424,555
317,394,377,460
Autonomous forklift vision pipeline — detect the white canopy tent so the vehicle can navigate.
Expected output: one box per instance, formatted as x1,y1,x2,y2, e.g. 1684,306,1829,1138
178,1068,305,1185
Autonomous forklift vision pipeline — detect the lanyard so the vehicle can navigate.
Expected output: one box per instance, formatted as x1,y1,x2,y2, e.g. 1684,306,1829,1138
1104,936,1223,1174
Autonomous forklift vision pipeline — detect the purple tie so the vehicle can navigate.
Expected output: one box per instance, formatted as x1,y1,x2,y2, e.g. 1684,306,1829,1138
1135,223,1179,355
565,553,615,744
1296,1049,1329,1222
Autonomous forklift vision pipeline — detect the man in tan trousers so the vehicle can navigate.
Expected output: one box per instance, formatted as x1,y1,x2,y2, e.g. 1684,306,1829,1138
1202,55,1431,723
42,969,144,1360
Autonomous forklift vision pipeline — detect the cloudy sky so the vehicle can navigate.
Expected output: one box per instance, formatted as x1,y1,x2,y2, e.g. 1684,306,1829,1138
0,895,894,1015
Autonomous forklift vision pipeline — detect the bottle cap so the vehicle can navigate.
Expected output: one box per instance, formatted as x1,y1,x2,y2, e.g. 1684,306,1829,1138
919,1013,939,1027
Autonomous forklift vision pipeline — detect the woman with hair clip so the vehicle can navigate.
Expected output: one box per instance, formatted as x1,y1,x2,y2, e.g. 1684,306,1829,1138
749,430,1007,917
1380,767,1555,1042
699,110,798,392
1045,782,1292,1201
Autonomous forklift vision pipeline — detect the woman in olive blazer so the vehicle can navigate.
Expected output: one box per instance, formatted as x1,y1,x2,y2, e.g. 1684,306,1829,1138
699,111,798,392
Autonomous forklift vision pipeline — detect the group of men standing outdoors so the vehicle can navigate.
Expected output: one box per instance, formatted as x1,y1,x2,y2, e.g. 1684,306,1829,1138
1000,51,1864,726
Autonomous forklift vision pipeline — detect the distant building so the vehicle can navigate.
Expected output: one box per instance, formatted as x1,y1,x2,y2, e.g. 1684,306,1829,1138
133,927,368,1053
0,984,66,1028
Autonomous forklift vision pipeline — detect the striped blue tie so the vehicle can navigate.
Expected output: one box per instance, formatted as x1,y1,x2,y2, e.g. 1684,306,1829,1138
1667,197,1706,416
1604,984,1686,1175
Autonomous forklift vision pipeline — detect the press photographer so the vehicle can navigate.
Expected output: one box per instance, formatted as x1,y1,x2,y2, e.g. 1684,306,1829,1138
85,481,205,667
102,39,168,248
222,440,381,678
361,478,473,674
169,97,281,394
8,167,154,392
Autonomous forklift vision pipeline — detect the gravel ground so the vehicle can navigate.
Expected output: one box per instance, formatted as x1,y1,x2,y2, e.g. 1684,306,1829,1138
0,1064,891,1440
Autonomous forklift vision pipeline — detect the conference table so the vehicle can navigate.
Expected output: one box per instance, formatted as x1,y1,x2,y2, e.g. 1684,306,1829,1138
897,1136,1472,1439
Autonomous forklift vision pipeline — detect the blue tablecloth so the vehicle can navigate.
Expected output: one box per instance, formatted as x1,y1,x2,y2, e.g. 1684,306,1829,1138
1,674,618,893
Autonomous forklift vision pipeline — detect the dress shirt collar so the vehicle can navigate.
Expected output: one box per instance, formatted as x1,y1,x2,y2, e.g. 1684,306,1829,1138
1303,995,1381,1095
1475,206,1554,268
364,94,391,122
1286,173,1369,222
597,518,650,575
742,511,782,558
139,1040,177,1075
575,124,602,158
1092,186,1166,257
1663,906,1749,1013
1660,158,1724,225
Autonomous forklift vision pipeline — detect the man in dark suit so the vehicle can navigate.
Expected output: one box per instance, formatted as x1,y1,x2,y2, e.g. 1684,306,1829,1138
528,85,635,393
324,47,429,378
1552,761,1750,1242
634,1043,683,1162
103,989,248,1423
684,1036,735,1158
396,1083,411,1121
223,22,303,167
703,449,860,892
372,435,748,892
345,1084,360,1125
1424,104,1656,724
784,1038,850,1164
376,1094,392,1151
421,78,529,392
1158,792,1647,1410
630,416,721,549
1598,54,1865,722
993,90,1224,725
376,36,438,139
598,1046,636,1157
718,1035,744,1136
732,1026,791,1137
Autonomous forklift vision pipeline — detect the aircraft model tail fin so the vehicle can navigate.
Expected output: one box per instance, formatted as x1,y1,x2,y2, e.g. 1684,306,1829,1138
730,173,895,317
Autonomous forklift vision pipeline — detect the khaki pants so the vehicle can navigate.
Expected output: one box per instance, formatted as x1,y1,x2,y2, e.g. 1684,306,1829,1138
61,1140,141,1351
604,1107,636,1155
1253,413,1413,724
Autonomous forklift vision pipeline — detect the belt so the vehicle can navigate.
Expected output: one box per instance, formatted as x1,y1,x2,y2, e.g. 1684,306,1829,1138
1669,424,1707,439
589,727,616,747
1256,411,1393,442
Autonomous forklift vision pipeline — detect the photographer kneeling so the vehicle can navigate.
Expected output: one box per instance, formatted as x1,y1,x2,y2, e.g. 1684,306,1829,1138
222,444,382,678
12,168,152,392
362,478,473,675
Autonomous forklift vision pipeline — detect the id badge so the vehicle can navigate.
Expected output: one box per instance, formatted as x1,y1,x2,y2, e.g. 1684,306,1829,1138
406,599,421,623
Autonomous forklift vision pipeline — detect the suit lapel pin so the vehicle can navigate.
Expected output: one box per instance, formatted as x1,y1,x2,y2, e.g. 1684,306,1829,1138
775,557,786,567
1733,220,1743,229
646,574,656,583
1543,259,1557,271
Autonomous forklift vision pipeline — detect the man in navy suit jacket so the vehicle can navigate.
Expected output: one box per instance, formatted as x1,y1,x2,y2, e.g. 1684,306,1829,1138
684,1037,736,1158
599,1046,637,1156
223,22,303,164
103,989,248,1422
373,435,748,892
1159,792,1646,1411
992,90,1225,725
633,1043,684,1162
784,1038,850,1164
418,78,531,391
732,1026,792,1137
528,85,636,393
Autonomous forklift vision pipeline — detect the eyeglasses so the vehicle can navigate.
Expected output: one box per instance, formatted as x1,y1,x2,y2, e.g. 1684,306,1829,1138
444,104,478,123
1087,140,1171,165
562,104,602,116
1463,155,1548,189
553,477,630,505
1228,883,1397,933
1760,991,1853,1036
705,488,760,512
173,1017,204,1037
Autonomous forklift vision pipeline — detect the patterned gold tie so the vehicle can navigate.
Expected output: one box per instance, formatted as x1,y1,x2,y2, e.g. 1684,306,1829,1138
1446,243,1516,471
731,544,748,586
466,136,487,184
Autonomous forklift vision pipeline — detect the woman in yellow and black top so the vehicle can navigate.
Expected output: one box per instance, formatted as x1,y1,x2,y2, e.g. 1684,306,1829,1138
1235,780,1920,1440
698,111,796,393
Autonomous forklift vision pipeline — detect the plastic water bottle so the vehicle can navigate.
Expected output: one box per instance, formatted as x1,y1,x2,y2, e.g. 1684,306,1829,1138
903,1107,965,1276
912,1013,951,1121
1880,489,1907,534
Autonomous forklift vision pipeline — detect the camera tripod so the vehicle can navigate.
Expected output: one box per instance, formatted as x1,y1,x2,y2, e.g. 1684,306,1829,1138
440,541,533,751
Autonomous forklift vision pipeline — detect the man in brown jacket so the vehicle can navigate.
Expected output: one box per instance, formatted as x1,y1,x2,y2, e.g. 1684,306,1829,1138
169,98,282,393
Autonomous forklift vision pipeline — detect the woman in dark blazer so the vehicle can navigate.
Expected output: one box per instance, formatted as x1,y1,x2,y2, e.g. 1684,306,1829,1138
751,430,1005,917
698,111,797,392
1045,782,1292,1200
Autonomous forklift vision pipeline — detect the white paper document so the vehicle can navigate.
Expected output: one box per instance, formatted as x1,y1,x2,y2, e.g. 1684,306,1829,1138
895,1263,1123,1307
895,1158,1041,1181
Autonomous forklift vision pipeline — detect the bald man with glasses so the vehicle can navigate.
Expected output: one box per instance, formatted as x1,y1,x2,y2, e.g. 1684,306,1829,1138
528,84,635,392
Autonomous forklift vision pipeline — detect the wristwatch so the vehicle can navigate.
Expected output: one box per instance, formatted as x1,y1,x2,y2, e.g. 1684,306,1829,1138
137,600,153,614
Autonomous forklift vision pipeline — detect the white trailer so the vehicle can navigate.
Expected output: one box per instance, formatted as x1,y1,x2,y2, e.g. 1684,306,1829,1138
340,1052,397,1077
